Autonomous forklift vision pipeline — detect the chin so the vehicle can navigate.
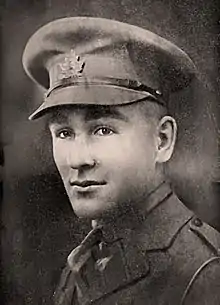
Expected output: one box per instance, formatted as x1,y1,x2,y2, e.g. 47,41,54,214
73,209,103,220
70,199,118,220
71,202,105,220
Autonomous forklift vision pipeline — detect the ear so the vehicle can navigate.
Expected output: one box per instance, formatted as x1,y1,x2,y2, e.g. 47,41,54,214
155,115,177,163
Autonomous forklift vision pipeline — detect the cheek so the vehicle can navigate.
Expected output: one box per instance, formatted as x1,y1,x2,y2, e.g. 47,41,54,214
52,141,68,173
93,133,157,191
86,136,126,162
106,132,156,166
117,137,157,186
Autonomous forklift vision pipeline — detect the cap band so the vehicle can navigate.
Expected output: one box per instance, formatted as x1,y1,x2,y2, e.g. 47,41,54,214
45,76,165,106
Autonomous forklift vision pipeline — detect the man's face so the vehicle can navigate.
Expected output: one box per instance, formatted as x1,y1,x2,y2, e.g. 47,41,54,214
48,103,160,219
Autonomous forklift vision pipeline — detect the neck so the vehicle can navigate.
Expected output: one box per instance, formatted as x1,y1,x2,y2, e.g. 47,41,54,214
92,180,172,243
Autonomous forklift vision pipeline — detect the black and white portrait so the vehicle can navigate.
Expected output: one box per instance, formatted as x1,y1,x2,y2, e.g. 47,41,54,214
1,1,220,304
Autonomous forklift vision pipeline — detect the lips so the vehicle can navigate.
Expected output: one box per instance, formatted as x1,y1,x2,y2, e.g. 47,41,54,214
70,180,107,188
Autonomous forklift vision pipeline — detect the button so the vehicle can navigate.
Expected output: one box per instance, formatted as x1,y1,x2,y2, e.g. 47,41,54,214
156,89,162,95
192,217,203,227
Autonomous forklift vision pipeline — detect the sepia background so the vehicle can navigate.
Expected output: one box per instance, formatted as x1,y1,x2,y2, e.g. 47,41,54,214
1,0,219,304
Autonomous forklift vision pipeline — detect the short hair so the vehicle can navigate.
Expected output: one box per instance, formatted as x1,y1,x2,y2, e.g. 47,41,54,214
131,100,168,122
44,99,168,129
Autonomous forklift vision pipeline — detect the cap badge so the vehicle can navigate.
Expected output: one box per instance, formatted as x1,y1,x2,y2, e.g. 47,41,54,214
58,50,85,80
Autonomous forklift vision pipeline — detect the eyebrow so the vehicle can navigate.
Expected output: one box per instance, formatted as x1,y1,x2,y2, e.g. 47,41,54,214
47,105,129,125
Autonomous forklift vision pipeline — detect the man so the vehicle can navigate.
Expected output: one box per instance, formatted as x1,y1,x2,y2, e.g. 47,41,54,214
22,17,220,305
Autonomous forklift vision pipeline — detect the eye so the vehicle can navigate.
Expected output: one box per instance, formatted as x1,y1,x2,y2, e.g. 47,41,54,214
94,127,115,136
56,129,73,139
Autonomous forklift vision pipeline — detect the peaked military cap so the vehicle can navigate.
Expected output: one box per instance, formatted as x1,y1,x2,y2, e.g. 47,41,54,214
22,17,197,120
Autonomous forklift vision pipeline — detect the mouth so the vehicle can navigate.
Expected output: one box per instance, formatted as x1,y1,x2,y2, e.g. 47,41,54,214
69,180,107,192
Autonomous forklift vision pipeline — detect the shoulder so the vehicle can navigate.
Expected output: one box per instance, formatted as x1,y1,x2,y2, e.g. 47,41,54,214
175,216,220,305
181,255,220,305
179,215,220,258
164,199,220,305
164,192,220,258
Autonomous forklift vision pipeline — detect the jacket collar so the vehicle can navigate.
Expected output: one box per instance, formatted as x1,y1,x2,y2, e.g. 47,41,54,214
70,182,194,304
139,191,193,251
92,181,193,251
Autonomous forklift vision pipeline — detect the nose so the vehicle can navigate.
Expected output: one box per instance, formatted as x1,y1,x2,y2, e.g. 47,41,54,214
67,138,96,171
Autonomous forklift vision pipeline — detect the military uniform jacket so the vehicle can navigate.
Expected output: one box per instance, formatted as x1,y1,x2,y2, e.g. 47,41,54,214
54,183,220,305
